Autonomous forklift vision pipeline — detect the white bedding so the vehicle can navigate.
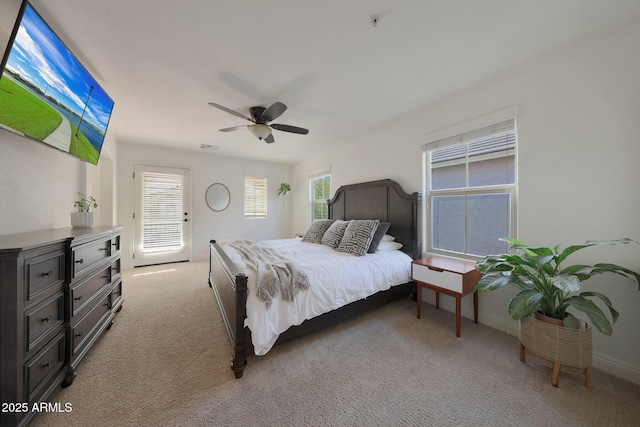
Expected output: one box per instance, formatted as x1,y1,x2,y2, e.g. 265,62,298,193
220,238,413,355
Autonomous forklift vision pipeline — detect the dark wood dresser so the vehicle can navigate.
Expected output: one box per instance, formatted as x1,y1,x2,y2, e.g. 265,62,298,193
0,226,123,427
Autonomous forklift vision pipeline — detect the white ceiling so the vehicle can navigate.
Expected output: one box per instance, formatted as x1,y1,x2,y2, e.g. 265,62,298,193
29,0,640,164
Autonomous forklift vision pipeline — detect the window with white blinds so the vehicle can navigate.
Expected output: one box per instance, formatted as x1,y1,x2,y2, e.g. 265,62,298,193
310,174,331,220
423,119,517,258
244,176,267,218
140,172,184,252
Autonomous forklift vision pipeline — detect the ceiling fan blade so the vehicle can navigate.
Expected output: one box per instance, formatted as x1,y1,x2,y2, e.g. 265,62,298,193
264,134,275,144
271,123,309,135
219,125,247,132
208,102,253,122
261,101,287,122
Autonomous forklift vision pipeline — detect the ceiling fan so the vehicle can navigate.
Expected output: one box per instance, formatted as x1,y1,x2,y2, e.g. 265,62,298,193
208,101,309,143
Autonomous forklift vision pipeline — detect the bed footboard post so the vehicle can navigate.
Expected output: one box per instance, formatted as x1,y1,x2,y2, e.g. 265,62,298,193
232,273,249,378
208,240,214,288
209,240,251,379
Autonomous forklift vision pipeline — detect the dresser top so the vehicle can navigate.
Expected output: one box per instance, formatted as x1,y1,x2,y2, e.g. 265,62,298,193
0,226,122,253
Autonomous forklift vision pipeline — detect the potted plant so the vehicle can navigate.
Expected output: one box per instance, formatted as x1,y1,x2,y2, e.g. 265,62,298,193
277,182,291,196
71,192,98,227
475,237,640,387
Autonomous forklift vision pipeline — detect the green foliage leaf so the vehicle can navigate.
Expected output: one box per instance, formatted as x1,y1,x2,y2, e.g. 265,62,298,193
555,244,592,265
559,264,597,281
557,238,639,265
475,272,510,292
580,291,619,324
593,263,640,290
562,314,580,329
551,274,582,292
565,296,613,335
476,258,513,273
527,247,554,258
501,237,528,249
584,238,638,246
507,290,543,320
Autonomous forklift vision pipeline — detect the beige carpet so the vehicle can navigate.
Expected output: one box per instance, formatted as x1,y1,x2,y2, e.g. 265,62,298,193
32,261,640,427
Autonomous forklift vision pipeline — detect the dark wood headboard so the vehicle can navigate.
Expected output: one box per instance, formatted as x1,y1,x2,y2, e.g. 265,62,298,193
327,179,421,259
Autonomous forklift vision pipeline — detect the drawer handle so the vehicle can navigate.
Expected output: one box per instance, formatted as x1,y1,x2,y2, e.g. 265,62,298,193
41,315,53,323
41,270,53,277
75,258,84,264
427,266,444,272
112,243,117,247
75,332,83,337
74,295,83,301
99,248,108,251
42,360,53,368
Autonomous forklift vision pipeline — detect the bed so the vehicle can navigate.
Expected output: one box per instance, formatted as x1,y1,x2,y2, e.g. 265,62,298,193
208,179,421,378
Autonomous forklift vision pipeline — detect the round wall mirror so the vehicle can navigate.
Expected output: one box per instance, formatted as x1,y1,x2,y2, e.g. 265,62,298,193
206,183,230,211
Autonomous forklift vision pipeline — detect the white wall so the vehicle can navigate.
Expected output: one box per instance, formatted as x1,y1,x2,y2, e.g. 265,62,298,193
291,21,640,383
0,128,117,235
116,142,292,268
0,0,22,54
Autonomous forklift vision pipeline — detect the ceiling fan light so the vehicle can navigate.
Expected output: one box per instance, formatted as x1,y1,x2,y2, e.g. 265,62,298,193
248,124,272,140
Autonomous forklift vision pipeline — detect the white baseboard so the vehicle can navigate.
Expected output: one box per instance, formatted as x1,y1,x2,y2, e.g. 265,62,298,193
592,352,640,385
419,298,640,385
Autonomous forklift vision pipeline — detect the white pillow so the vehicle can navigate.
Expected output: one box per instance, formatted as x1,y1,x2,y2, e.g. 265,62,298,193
381,234,395,242
376,241,403,251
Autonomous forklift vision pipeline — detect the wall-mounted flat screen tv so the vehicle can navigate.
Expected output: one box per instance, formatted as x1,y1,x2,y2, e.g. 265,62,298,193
0,1,114,165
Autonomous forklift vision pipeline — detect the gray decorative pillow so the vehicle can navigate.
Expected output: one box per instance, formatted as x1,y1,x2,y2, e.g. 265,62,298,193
367,222,390,253
301,220,335,244
336,219,380,256
321,220,349,248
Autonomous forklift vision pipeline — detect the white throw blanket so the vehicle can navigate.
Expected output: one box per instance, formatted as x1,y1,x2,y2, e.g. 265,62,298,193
227,240,311,308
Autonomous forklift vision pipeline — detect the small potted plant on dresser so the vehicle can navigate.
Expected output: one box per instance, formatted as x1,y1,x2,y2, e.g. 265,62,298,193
475,237,640,388
71,192,97,227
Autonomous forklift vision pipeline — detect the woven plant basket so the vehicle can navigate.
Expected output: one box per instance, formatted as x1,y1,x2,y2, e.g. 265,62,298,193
519,314,592,374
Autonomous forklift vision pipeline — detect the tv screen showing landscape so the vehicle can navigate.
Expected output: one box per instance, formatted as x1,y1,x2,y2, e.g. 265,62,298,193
0,2,114,165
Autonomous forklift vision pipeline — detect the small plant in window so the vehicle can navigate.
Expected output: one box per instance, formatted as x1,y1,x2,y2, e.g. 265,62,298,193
74,192,98,212
278,182,291,196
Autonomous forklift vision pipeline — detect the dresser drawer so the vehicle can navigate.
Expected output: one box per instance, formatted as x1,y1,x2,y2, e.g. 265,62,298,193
26,293,64,353
25,250,65,303
111,257,121,281
71,238,112,279
111,279,123,311
412,264,463,293
70,266,112,316
110,234,121,258
24,331,65,403
70,292,112,357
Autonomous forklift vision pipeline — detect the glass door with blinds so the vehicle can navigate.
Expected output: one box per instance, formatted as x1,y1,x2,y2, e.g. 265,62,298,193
133,164,190,267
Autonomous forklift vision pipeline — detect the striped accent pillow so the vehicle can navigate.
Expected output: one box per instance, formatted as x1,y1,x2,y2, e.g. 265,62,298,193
321,220,349,248
336,219,380,256
301,220,335,244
